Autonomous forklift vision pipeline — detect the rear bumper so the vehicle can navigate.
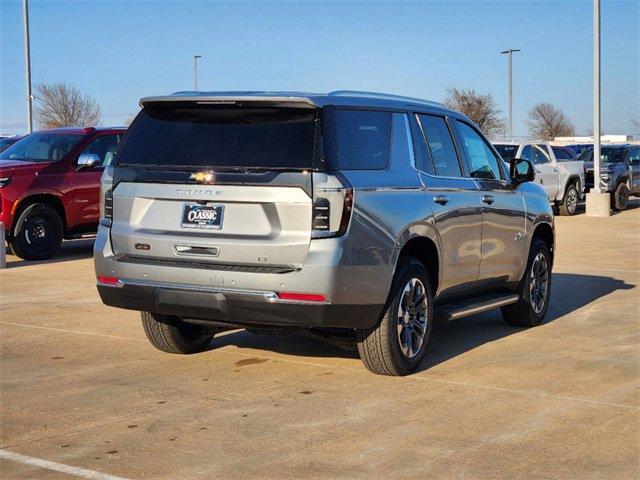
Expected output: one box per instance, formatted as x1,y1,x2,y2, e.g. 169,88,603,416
94,224,392,329
97,281,382,328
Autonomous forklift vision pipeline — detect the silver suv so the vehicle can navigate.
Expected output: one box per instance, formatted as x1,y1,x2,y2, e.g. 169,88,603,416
94,91,554,376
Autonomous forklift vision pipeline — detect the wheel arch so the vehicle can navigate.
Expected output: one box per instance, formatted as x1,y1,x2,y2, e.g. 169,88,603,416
394,235,440,296
561,174,581,201
530,221,554,268
11,193,67,235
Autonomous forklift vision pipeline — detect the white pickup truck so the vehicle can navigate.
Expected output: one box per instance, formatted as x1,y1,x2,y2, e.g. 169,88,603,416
493,141,585,216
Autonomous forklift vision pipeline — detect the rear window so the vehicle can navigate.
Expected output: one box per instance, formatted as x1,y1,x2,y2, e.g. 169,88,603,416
118,106,318,169
334,110,391,170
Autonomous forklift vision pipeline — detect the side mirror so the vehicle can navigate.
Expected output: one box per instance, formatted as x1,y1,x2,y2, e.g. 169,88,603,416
77,153,100,170
510,158,535,187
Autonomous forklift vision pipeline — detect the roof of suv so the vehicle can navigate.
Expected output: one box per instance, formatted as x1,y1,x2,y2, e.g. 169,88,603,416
34,127,127,135
140,90,447,111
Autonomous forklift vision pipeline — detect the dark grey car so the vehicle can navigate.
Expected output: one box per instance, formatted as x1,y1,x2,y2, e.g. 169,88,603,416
94,91,554,376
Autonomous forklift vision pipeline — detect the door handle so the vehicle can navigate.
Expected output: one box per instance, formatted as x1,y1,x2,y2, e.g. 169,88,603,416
433,195,450,205
481,195,495,205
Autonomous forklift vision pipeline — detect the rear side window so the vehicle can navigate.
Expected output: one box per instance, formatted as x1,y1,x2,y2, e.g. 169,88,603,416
118,107,317,169
416,114,461,177
552,147,573,160
494,144,519,161
334,110,391,170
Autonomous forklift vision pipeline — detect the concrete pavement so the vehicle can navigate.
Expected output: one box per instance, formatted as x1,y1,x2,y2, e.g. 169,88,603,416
1,204,639,479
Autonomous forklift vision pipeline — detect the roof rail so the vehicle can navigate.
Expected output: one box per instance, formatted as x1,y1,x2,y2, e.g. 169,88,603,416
328,90,445,108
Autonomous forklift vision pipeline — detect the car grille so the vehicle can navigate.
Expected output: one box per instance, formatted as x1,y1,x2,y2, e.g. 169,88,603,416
585,170,594,190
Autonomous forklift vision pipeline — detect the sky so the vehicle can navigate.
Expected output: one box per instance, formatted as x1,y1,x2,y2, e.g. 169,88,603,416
1,0,638,137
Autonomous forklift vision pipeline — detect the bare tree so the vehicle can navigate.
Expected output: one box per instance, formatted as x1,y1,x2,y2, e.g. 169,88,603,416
527,102,575,140
442,87,505,137
34,83,101,128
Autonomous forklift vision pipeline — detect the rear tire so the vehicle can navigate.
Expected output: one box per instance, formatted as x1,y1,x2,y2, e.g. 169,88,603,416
10,203,63,260
501,238,552,327
558,182,579,216
356,258,433,376
141,312,216,354
612,183,629,211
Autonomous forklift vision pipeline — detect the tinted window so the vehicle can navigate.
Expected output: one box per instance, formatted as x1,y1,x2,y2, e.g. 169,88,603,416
629,147,640,162
0,133,83,163
532,145,550,164
552,146,575,160
521,145,534,162
118,107,317,169
416,114,461,177
601,147,627,163
334,110,391,170
494,144,519,161
81,134,121,166
455,121,502,180
410,115,434,174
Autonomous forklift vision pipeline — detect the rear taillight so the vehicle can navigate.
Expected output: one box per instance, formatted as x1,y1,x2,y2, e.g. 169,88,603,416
99,166,114,227
97,275,122,287
311,172,353,238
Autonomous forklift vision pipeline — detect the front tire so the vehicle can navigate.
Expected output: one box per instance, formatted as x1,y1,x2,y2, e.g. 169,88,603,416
612,183,629,211
10,203,63,260
141,312,216,354
356,258,433,376
501,238,552,327
558,182,579,216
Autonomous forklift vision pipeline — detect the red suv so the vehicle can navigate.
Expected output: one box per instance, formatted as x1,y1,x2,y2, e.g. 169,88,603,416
0,127,127,260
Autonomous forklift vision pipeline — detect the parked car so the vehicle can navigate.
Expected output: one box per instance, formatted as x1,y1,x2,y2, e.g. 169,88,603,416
94,91,554,376
578,144,640,210
551,145,578,161
0,136,24,153
0,126,127,260
493,141,585,215
565,144,592,156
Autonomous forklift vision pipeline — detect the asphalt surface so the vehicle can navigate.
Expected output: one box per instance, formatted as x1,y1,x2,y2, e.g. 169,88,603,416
1,202,639,479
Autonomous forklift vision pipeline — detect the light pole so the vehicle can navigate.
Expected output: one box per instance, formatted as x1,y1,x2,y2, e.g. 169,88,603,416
193,55,202,91
500,48,521,141
22,0,33,133
586,0,610,216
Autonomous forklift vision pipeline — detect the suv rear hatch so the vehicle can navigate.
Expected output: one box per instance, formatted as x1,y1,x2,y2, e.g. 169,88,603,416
107,100,349,271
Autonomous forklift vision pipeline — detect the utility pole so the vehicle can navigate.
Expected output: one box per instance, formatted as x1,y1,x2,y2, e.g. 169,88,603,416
500,48,520,141
586,0,610,216
22,0,33,133
193,55,202,91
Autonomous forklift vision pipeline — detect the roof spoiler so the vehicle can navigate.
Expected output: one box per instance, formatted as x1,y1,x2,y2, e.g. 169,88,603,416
140,95,318,109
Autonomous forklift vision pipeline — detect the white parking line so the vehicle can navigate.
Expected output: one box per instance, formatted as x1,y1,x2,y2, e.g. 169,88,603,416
0,449,130,480
0,321,146,342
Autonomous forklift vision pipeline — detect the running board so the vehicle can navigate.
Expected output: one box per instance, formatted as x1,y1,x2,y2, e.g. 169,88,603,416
435,293,519,322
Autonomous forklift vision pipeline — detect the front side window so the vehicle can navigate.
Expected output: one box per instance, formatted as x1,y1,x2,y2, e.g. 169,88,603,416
628,147,640,163
334,110,391,170
416,114,461,177
0,133,83,163
521,145,534,162
80,134,121,167
455,121,502,180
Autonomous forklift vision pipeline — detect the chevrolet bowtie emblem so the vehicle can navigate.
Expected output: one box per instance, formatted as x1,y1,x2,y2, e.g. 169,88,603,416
190,172,214,183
